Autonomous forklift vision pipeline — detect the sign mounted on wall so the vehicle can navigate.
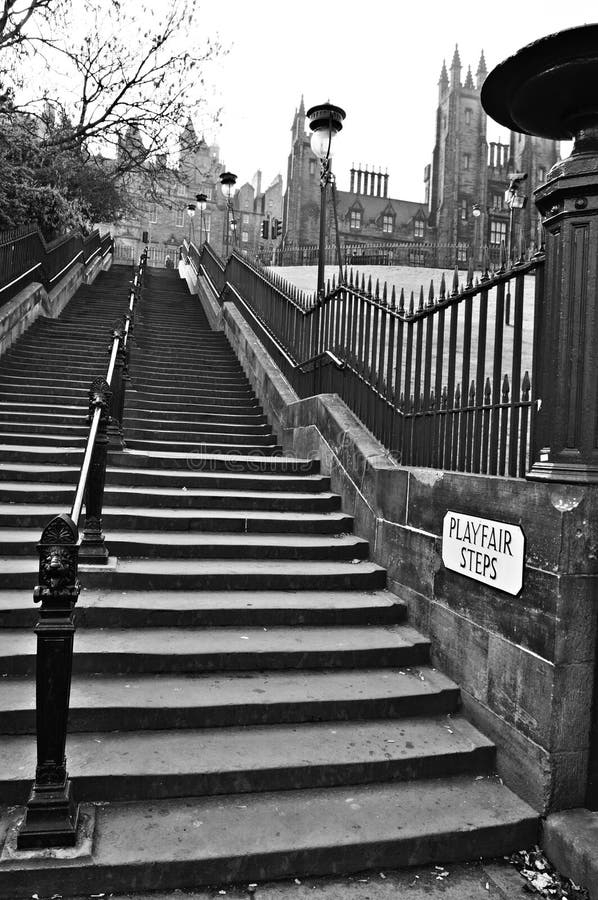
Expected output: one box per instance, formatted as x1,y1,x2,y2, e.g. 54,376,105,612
442,511,525,596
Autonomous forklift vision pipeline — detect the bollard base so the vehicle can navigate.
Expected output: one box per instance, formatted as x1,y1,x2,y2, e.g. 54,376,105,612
16,779,79,850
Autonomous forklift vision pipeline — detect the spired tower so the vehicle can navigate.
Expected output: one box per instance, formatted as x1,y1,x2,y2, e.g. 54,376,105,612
428,47,489,265
282,97,323,244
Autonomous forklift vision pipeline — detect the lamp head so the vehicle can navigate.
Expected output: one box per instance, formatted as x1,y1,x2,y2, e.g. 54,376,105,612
306,102,346,160
220,172,237,199
186,203,196,219
196,192,208,210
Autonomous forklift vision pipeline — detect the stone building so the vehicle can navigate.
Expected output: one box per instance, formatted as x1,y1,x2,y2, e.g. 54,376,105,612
232,171,284,258
284,52,559,267
109,118,230,265
426,47,559,266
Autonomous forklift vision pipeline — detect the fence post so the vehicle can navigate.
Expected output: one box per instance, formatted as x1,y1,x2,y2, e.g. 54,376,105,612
16,514,80,849
482,30,598,483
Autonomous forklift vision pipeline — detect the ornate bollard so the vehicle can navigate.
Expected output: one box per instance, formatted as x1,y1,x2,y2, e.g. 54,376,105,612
80,379,111,564
17,514,80,849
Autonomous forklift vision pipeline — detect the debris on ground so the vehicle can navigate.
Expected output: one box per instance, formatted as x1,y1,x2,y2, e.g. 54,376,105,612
510,847,589,899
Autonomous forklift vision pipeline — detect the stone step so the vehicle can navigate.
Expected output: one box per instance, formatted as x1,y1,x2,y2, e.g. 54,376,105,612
0,463,331,492
124,438,284,455
124,426,276,444
0,557,386,591
0,666,458,734
125,407,268,425
0,529,370,561
0,504,351,533
0,776,538,898
0,624,430,677
126,393,263,414
125,415,271,433
0,482,339,510
0,588,405,629
110,449,320,474
0,715,494,804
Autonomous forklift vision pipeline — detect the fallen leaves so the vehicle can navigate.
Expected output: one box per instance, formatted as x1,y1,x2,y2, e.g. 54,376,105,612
511,847,589,899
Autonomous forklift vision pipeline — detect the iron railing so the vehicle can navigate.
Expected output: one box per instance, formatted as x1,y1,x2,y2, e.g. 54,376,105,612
266,240,512,270
189,241,543,478
0,225,113,307
16,249,147,851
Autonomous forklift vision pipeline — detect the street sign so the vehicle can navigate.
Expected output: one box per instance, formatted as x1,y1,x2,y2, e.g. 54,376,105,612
442,511,525,596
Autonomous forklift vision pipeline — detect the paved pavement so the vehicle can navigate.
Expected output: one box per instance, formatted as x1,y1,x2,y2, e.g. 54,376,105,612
59,858,533,900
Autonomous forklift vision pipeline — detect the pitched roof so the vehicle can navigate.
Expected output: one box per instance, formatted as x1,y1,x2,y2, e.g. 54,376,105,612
336,191,426,226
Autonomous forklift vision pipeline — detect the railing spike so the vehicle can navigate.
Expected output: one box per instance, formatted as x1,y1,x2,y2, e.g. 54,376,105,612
500,239,507,272
427,279,434,307
390,284,396,309
485,377,492,402
375,278,380,300
344,264,348,283
469,379,476,403
481,245,490,281
418,285,424,310
502,373,510,401
367,275,372,297
452,266,459,295
522,370,531,395
441,385,448,408
399,288,405,314
361,273,366,293
349,267,354,288
454,382,461,406
332,273,336,291
439,273,446,300
382,281,388,304
409,290,415,315
326,277,331,295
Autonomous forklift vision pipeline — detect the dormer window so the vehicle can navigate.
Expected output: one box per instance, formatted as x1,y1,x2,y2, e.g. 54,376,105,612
350,210,362,230
382,214,393,234
414,219,425,238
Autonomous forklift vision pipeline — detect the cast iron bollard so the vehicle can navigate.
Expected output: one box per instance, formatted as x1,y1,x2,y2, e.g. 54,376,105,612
16,513,81,849
482,23,598,483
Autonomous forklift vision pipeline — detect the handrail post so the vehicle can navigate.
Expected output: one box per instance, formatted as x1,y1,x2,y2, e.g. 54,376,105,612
17,513,80,849
80,379,112,564
107,325,127,450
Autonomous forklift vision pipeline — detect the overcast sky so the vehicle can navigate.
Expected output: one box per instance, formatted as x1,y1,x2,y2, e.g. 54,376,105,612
193,0,596,200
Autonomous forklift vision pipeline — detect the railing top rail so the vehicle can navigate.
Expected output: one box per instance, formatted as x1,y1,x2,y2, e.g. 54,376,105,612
230,249,315,313
203,241,226,271
0,223,40,246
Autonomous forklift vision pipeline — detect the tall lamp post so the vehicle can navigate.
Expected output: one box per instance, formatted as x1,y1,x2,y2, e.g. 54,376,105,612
306,102,346,298
219,171,237,257
196,193,207,246
186,202,196,244
472,203,492,263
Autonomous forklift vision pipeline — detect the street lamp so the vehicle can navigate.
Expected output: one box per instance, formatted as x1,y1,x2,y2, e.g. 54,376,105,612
186,202,196,244
195,193,207,246
219,171,237,256
505,172,528,260
306,102,346,298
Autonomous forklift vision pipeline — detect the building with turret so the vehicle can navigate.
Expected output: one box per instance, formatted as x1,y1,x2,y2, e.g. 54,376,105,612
426,47,559,265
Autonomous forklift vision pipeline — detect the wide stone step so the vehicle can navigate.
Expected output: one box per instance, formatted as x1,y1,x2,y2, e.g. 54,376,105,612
124,426,276,444
130,381,255,399
0,715,494,804
0,624,430,677
0,557,386,591
0,666,457,734
0,588,404,629
130,372,252,389
0,504,350,533
110,449,320,474
0,482,338,511
0,776,538,898
0,422,87,437
125,414,270,432
125,407,268,425
126,393,263,414
124,438,283,455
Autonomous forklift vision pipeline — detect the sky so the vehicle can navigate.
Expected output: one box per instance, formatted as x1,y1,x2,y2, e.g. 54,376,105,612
191,0,597,200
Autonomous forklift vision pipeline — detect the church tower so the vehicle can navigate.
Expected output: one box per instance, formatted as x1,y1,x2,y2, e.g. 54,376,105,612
428,46,488,265
282,97,322,244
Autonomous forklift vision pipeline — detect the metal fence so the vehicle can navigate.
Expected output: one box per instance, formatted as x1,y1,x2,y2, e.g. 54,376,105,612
189,241,543,478
270,240,509,270
0,225,112,307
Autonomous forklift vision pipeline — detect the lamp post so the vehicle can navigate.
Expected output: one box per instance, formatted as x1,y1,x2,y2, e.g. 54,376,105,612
505,173,528,261
472,203,491,263
306,102,346,298
186,203,196,244
195,193,207,246
219,171,237,256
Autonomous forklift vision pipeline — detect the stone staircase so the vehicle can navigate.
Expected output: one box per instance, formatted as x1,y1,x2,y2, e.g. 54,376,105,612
0,265,537,898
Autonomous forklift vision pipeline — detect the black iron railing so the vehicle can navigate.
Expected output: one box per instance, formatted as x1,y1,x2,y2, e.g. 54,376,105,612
267,240,511,270
190,241,543,478
16,249,147,851
0,225,113,307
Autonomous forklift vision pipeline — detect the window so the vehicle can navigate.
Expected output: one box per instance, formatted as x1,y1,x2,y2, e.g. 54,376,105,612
414,219,424,238
409,248,426,266
464,108,472,125
490,220,507,245
460,199,468,220
463,153,471,170
175,207,185,227
309,159,316,176
242,231,249,243
148,203,158,223
203,213,211,243
350,210,362,230
382,214,393,233
538,166,546,182
457,243,468,263
242,214,249,225
491,193,503,210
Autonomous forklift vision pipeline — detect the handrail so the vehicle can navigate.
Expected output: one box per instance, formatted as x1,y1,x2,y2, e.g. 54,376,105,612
16,245,148,851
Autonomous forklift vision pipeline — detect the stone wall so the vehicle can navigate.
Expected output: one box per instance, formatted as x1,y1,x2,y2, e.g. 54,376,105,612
192,269,598,817
0,248,112,360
